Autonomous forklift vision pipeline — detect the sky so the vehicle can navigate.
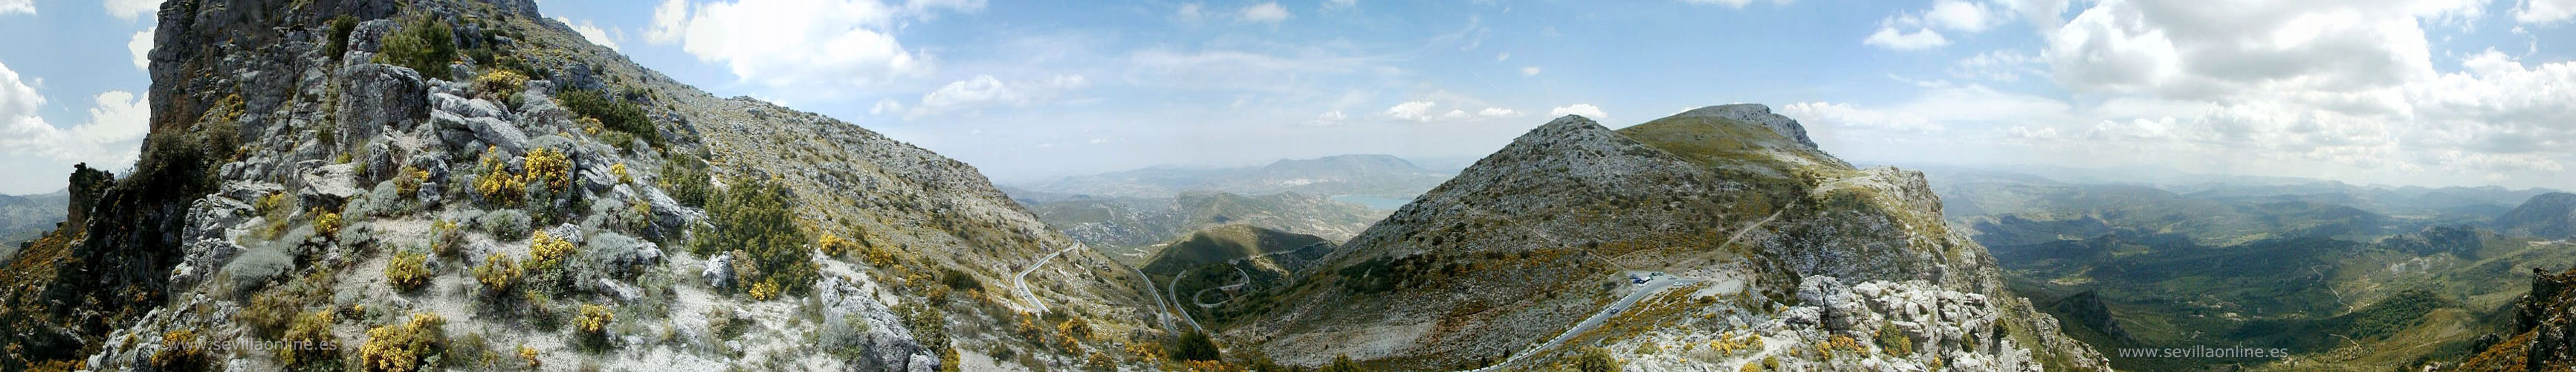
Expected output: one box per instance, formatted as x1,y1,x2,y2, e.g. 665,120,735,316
1,0,2574,195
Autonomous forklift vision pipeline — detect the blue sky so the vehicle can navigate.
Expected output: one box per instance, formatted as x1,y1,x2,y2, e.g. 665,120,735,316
3,0,2575,195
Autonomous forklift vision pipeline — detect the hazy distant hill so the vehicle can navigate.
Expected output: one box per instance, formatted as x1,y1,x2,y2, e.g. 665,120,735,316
0,190,67,257
1012,154,1452,199
2496,193,2576,240
1019,190,1383,265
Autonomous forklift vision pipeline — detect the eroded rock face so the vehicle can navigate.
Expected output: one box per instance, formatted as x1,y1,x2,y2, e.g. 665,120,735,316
336,63,430,143
817,276,940,372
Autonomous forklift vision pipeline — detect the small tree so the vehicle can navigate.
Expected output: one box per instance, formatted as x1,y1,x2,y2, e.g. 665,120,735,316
379,14,456,80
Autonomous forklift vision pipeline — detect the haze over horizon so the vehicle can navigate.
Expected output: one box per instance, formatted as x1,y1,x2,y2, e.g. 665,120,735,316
4,0,2575,194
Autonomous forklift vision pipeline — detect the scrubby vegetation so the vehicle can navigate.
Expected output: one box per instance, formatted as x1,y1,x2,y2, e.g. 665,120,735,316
658,153,711,208
557,89,660,145
692,176,816,296
278,310,339,370
358,312,449,372
1167,331,1221,362
385,249,432,291
575,304,613,348
378,13,456,80
473,252,523,295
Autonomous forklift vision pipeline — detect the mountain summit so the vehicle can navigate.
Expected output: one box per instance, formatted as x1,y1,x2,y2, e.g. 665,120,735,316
1223,107,2108,370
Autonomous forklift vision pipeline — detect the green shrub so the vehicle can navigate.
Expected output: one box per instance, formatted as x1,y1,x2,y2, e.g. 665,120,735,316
939,267,980,291
245,268,337,339
379,14,456,80
1875,324,1912,356
476,209,531,240
1574,347,1621,372
659,154,711,208
326,16,360,59
557,89,660,145
1166,331,1220,362
691,176,815,295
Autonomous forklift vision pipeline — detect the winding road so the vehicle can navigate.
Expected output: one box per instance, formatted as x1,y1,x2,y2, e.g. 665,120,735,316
1014,245,1085,314
1457,277,1700,372
1192,266,1253,308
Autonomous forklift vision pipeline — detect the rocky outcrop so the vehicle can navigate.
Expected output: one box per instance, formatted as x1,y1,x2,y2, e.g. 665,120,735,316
336,63,430,144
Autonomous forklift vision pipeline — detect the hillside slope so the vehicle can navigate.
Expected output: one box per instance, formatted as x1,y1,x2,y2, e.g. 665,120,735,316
1018,154,1452,199
1026,190,1382,265
1229,105,2109,371
2496,193,2576,240
0,1,1160,370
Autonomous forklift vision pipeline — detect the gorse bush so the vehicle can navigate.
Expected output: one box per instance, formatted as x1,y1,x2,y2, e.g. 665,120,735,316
472,69,527,100
692,176,815,295
557,89,660,145
473,252,522,295
279,310,339,370
379,13,456,80
359,312,448,372
385,250,431,291
525,147,572,190
575,304,613,346
314,208,343,238
528,230,577,274
475,147,525,206
149,329,209,372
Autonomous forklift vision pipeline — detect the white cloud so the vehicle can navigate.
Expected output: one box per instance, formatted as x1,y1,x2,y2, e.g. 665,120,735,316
1385,101,1439,121
1951,49,2039,81
1550,103,1607,118
907,74,1088,118
1779,102,1943,132
129,28,154,70
1495,52,1510,62
554,17,621,51
1176,3,1207,25
0,0,31,16
647,0,976,94
1863,26,1949,50
106,0,160,21
647,0,690,43
1325,0,1356,10
0,62,152,187
1240,2,1291,23
1519,66,1541,76
869,99,904,115
1925,0,1999,32
1315,110,1347,121
1477,107,1521,117
2520,0,2576,23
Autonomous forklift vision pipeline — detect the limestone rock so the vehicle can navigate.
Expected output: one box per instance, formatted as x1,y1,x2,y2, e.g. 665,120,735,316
335,64,430,142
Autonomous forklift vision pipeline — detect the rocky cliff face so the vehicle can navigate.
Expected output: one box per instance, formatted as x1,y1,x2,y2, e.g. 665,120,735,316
2,0,1158,370
1232,105,2109,371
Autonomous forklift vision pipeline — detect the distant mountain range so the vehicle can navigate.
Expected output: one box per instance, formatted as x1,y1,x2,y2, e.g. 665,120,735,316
1920,164,2576,370
0,190,67,257
1008,154,1453,200
1014,190,1385,266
